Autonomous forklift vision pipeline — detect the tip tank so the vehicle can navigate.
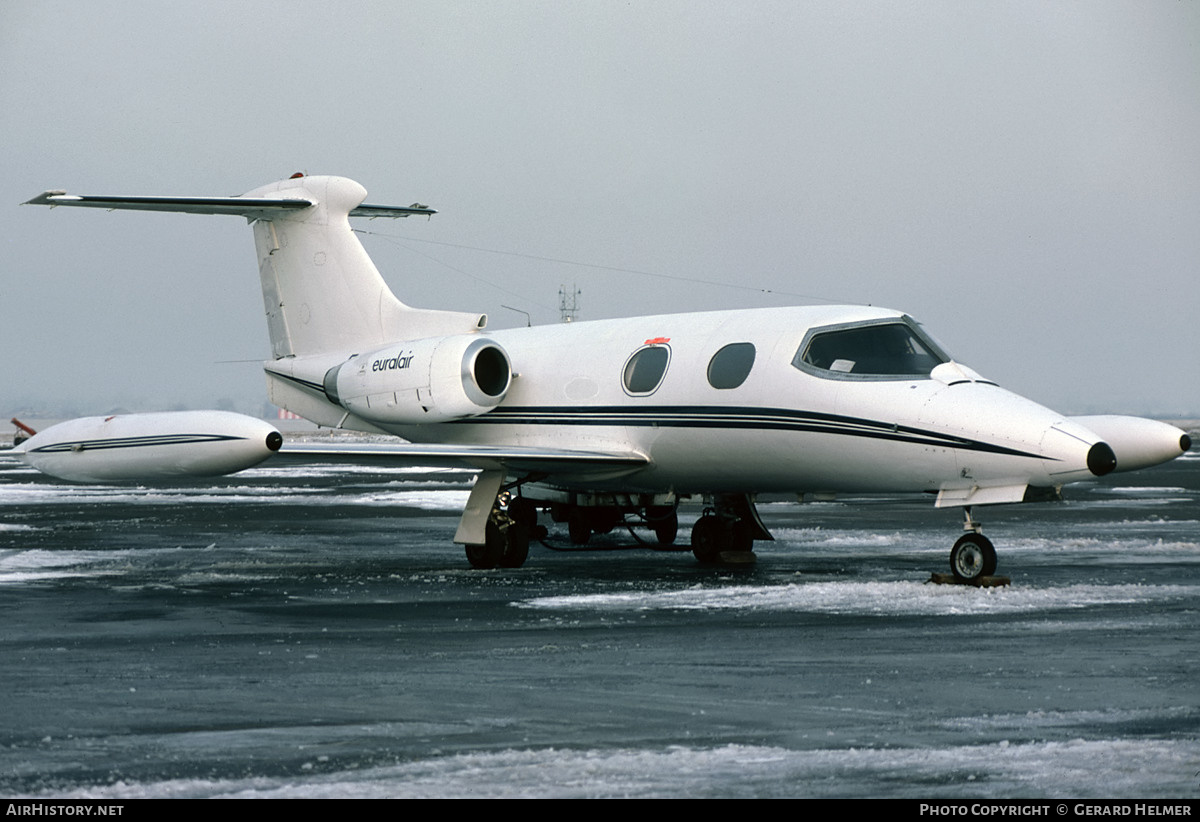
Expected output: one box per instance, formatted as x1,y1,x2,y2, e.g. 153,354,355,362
16,411,282,483
1069,415,1191,473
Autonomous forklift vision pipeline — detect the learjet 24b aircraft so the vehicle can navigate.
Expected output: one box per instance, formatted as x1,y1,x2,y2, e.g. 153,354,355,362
13,174,1192,580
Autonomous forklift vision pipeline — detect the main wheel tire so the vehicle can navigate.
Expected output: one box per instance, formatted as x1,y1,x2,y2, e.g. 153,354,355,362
589,506,620,535
691,516,724,563
508,497,538,529
465,520,506,569
729,518,755,553
499,523,530,568
650,508,678,546
950,533,997,582
567,510,592,545
465,543,492,569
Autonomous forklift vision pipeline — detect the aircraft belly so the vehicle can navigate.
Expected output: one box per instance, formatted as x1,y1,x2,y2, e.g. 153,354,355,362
395,421,649,485
409,410,980,495
637,425,959,494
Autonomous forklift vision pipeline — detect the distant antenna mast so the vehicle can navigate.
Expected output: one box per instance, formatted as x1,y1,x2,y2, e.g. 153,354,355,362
559,284,581,323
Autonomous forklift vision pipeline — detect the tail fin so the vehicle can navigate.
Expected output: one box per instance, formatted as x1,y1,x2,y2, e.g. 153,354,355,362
244,175,485,357
26,174,486,358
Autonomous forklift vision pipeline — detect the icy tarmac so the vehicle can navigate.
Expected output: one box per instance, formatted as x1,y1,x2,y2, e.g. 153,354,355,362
1,442,1197,798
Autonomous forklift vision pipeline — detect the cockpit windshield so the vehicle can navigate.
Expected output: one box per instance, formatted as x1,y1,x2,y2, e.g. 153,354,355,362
794,319,949,378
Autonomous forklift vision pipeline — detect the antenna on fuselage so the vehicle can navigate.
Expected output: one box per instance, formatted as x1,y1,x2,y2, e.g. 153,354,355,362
501,305,532,327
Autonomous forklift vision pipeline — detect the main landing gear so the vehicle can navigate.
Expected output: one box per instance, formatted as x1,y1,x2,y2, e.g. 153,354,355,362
462,493,680,568
456,470,533,570
690,495,773,565
463,504,531,570
454,473,775,569
947,506,998,583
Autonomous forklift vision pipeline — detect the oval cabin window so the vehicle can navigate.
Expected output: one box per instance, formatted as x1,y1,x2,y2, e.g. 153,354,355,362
707,342,756,389
623,345,671,395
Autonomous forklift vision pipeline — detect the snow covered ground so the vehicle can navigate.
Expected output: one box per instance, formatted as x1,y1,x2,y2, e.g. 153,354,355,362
1,445,1196,798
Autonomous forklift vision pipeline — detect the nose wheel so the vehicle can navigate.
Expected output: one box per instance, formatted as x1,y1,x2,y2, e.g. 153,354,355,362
946,506,998,583
949,532,997,582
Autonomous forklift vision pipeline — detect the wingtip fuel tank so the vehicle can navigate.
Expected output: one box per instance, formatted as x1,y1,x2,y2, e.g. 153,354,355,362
13,411,282,483
1069,415,1192,473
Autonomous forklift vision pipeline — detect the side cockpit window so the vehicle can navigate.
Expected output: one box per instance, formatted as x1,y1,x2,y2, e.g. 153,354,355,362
623,344,671,395
707,343,756,389
794,319,948,378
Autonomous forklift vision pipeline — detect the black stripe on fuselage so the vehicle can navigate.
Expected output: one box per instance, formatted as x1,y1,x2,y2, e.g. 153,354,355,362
465,405,1050,461
30,434,245,454
271,371,1052,462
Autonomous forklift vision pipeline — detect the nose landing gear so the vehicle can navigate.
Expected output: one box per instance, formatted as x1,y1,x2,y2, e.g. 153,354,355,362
938,506,1006,586
950,532,997,581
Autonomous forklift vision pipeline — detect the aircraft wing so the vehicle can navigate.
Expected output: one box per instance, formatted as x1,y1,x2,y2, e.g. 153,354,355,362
5,412,646,483
274,441,648,477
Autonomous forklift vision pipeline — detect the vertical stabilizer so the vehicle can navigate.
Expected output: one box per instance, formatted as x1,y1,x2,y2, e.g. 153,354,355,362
243,175,485,358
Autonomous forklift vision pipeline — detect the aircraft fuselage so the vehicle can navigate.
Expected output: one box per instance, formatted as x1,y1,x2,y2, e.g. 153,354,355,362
363,304,1113,502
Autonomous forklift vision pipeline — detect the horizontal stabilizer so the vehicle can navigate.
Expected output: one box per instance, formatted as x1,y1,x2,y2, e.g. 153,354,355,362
24,191,314,216
26,174,469,359
24,191,435,219
351,203,437,218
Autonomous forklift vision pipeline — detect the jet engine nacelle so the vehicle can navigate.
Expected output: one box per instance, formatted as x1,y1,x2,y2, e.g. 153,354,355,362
13,411,283,483
324,335,512,425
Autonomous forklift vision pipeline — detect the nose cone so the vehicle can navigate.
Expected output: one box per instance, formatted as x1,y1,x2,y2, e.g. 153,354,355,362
1070,415,1192,473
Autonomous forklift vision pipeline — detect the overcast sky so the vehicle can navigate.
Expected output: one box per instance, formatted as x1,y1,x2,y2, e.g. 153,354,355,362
2,0,1197,418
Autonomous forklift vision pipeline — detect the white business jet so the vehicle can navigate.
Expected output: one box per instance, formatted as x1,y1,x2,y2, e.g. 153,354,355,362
14,174,1191,580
